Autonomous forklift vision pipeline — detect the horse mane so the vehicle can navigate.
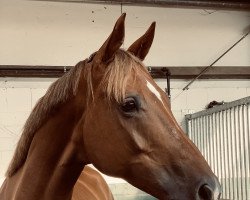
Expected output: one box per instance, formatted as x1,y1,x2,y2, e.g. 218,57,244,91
101,49,146,102
6,49,145,177
6,61,84,177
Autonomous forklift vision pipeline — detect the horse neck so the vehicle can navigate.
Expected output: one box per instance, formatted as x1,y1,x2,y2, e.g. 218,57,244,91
13,95,88,200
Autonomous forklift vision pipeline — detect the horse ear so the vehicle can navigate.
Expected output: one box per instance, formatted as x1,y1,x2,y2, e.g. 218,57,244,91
127,22,156,61
95,13,126,64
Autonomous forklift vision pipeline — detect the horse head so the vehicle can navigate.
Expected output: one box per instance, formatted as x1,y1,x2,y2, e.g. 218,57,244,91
79,14,221,200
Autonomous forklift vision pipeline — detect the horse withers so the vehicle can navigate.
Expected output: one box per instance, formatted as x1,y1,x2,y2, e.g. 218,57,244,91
0,14,221,200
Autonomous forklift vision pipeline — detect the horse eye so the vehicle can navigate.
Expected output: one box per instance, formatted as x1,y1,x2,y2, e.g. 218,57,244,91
121,97,137,113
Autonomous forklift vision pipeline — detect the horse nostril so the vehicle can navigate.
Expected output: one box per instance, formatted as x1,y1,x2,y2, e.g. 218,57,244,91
198,184,213,200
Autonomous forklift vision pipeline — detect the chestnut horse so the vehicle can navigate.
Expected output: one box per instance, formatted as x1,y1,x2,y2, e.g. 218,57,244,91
0,14,221,200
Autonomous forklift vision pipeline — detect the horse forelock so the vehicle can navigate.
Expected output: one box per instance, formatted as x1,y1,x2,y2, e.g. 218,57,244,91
100,49,146,103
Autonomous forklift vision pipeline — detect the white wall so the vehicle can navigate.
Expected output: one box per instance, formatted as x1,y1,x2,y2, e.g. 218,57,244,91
1,0,249,66
0,0,249,184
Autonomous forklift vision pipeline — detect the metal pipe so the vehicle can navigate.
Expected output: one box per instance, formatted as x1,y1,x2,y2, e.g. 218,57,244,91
239,106,245,200
40,0,250,11
224,110,230,199
116,0,250,11
222,111,228,199
229,108,235,199
234,109,239,199
183,30,250,91
246,104,250,200
218,112,224,197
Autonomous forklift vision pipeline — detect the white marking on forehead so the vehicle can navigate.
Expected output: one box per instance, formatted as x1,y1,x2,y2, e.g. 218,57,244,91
146,80,164,105
146,79,183,135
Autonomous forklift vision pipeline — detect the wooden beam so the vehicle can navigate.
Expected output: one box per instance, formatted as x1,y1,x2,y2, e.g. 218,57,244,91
0,65,249,79
0,66,70,78
150,67,250,79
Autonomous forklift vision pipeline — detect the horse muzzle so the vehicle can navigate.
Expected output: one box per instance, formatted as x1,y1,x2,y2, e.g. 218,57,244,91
159,176,221,200
197,179,221,200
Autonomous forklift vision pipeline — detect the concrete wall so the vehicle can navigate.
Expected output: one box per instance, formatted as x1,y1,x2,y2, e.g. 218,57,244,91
0,0,249,197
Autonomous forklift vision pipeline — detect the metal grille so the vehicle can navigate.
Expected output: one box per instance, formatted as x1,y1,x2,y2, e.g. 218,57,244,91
186,96,250,200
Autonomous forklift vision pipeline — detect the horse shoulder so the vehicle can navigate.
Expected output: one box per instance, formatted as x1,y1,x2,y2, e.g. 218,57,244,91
72,166,113,200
